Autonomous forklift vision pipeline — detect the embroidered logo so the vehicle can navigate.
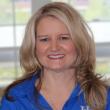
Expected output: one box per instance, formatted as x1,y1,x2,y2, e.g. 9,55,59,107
80,106,90,110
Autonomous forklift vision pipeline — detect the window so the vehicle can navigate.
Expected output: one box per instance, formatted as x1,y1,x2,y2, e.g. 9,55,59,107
0,0,31,87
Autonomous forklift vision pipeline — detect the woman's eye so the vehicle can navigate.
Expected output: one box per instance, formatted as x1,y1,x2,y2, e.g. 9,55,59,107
61,37,69,40
59,34,71,41
39,38,49,42
60,36,70,40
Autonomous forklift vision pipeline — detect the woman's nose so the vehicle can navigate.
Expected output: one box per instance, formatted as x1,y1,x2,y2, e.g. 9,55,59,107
50,39,60,51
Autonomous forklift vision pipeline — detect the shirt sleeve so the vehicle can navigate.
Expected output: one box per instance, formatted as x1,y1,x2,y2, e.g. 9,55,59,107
0,96,16,110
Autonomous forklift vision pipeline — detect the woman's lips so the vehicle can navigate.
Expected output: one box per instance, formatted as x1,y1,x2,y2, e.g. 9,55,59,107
48,54,65,59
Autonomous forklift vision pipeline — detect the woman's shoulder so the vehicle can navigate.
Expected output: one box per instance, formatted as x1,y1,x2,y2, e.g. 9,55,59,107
0,71,40,110
10,73,38,97
0,78,33,110
105,86,110,110
107,86,110,100
0,72,39,109
2,72,39,101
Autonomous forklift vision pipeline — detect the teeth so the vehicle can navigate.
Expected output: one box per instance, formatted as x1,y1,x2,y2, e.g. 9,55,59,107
48,55,64,59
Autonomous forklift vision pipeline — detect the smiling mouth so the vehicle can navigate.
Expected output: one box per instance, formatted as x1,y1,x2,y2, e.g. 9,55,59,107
48,54,65,60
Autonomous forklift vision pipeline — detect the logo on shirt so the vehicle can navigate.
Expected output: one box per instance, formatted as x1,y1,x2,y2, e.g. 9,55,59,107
80,106,90,110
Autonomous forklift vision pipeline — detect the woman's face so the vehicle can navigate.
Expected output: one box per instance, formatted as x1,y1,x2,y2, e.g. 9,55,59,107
36,16,77,72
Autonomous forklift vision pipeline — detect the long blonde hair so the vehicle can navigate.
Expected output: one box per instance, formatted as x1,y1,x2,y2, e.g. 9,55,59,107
19,2,108,110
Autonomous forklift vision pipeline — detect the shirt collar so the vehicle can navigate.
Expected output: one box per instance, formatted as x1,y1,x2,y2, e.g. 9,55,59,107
70,83,82,99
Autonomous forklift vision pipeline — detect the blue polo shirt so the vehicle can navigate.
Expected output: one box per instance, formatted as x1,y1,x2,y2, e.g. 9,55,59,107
1,72,110,110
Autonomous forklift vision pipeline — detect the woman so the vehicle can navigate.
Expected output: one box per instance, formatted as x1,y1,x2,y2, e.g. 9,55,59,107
1,2,110,110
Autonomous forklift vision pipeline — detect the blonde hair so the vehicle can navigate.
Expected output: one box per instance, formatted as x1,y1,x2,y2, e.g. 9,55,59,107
20,2,107,110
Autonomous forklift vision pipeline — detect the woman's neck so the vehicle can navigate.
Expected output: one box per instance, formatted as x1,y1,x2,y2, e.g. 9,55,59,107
41,68,76,93
39,68,76,110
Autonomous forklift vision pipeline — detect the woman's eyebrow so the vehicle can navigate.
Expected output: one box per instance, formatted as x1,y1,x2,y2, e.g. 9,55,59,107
37,33,70,38
37,35,48,38
58,33,70,36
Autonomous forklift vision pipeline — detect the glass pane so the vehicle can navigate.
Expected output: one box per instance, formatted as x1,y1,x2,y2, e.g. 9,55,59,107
0,48,17,87
16,25,25,47
15,0,31,24
96,58,110,77
0,26,14,47
51,0,110,21
78,0,110,21
89,22,110,43
0,0,13,25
